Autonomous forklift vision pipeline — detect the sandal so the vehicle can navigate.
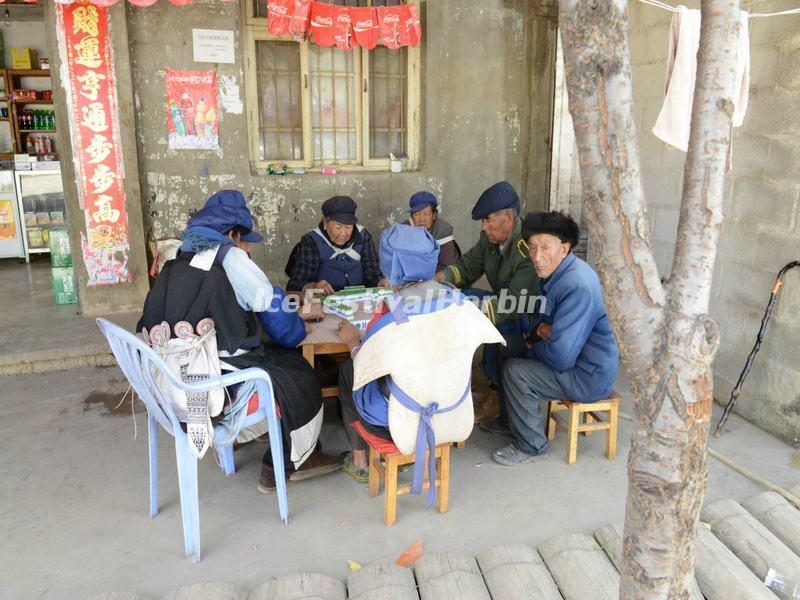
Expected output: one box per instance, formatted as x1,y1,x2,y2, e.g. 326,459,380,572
341,451,369,484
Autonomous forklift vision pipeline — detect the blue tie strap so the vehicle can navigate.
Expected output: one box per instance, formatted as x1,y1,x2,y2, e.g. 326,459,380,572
386,376,472,508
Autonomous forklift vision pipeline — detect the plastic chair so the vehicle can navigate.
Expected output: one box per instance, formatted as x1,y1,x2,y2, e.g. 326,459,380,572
96,318,288,562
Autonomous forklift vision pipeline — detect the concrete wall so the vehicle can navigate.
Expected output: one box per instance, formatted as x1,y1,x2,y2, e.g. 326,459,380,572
3,22,49,69
45,3,150,315
627,1,800,444
126,0,556,284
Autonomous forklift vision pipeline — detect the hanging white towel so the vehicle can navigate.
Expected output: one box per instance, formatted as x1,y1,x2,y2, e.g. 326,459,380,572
652,5,750,152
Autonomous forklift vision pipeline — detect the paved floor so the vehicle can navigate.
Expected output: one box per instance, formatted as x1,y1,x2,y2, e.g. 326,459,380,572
0,365,797,599
0,257,137,374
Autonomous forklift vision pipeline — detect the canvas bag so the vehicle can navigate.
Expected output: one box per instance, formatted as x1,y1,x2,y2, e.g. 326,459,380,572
147,319,224,459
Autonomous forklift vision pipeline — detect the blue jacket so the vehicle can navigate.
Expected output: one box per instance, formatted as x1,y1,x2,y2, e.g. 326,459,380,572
528,252,619,403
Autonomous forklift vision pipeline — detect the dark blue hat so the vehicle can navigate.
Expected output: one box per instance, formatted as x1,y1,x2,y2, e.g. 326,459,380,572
189,190,262,243
471,181,519,220
322,196,358,225
409,191,438,214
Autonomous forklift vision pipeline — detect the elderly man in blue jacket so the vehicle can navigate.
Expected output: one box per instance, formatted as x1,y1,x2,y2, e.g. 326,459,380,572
492,211,619,466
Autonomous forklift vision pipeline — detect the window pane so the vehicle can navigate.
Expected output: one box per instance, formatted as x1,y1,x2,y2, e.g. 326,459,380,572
369,46,406,159
256,40,303,161
255,0,267,18
310,45,358,163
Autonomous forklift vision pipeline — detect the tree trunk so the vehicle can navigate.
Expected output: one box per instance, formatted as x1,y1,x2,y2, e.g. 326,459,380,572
557,0,739,597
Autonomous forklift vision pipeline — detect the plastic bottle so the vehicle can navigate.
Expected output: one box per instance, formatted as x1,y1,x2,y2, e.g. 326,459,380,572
26,136,34,155
169,100,185,136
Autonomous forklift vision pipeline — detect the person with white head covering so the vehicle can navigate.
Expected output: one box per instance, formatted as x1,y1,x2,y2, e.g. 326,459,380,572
336,224,504,501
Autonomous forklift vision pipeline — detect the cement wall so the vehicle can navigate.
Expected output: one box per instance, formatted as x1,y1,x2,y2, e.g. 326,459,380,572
627,1,800,444
45,3,150,315
126,0,556,284
2,22,49,69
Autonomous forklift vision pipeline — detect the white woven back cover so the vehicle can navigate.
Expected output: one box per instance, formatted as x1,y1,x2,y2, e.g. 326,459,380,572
352,297,505,455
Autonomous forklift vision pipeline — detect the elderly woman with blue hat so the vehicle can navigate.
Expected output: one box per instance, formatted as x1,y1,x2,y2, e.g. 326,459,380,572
138,190,341,494
407,191,461,271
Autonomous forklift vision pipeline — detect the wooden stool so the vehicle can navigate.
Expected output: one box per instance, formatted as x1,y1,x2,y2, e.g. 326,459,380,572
368,443,450,526
546,393,619,464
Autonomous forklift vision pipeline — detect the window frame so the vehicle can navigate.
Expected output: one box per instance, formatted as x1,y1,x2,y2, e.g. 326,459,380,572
243,1,420,172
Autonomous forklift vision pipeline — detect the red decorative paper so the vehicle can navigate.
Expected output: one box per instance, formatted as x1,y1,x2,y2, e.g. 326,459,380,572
268,1,421,50
59,1,131,285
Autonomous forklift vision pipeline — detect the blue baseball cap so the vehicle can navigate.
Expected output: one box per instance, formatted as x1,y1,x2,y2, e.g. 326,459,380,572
471,181,519,220
409,191,438,214
191,189,263,243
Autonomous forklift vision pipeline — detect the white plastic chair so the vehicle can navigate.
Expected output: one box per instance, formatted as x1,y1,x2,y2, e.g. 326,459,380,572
96,318,288,562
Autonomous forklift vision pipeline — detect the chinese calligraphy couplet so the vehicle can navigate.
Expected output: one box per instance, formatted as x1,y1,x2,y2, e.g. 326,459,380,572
59,1,131,285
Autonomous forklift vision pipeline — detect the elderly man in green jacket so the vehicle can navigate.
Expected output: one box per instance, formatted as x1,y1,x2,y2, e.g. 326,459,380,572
435,181,538,396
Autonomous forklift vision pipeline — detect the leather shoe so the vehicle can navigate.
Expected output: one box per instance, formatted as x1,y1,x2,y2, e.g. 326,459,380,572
289,450,341,482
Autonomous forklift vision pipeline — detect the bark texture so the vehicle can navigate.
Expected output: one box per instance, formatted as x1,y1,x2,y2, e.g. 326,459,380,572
557,0,739,597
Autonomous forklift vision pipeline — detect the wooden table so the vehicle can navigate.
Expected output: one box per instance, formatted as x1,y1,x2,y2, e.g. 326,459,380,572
299,308,370,398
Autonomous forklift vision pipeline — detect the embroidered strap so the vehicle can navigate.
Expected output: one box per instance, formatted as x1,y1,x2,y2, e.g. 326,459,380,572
310,228,362,261
386,376,471,507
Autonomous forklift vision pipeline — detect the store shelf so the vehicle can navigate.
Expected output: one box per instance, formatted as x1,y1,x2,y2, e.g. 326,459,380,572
9,69,51,77
13,99,54,105
27,247,51,254
0,117,9,122
19,129,56,133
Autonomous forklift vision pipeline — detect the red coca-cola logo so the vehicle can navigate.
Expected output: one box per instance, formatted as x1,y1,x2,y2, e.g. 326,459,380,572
270,4,288,15
314,16,333,26
337,13,351,24
383,14,400,24
354,19,373,29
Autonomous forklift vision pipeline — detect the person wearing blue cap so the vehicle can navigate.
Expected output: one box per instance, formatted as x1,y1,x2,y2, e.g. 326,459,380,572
334,224,444,482
285,195,384,295
138,190,341,493
434,182,538,390
407,191,461,271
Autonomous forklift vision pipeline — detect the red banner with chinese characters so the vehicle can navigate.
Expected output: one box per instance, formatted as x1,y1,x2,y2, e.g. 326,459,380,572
58,1,131,285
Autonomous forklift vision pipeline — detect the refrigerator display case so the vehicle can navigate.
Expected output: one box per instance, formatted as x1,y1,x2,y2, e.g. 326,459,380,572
15,169,65,262
0,170,24,259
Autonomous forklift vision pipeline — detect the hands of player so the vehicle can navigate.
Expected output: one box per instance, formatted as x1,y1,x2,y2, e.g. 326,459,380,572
537,322,552,341
298,301,325,322
434,271,446,283
336,321,361,351
309,280,335,295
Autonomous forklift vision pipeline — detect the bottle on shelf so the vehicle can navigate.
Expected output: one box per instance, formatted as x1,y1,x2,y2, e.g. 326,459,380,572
26,136,34,155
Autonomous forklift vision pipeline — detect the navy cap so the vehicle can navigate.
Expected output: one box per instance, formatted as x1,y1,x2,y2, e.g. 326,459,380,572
190,189,263,243
471,181,519,220
322,195,358,225
409,191,438,214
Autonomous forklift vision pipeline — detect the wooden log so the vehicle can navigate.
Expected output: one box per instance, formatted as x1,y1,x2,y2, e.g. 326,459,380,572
694,526,778,600
476,544,561,600
744,491,800,558
702,499,800,600
414,552,491,600
251,574,346,600
347,560,419,600
593,523,704,600
163,583,250,600
538,533,619,600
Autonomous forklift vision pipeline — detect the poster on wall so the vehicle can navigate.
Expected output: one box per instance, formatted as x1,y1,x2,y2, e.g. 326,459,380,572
57,2,132,286
166,70,220,151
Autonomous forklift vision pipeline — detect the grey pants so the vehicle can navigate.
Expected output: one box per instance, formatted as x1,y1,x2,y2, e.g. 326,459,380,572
501,358,567,454
338,358,392,452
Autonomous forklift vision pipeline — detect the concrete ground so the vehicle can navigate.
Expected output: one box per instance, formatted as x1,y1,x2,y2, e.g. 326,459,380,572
1,364,797,599
0,257,137,375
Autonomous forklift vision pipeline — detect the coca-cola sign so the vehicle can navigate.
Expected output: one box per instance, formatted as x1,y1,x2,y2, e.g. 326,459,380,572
268,1,422,50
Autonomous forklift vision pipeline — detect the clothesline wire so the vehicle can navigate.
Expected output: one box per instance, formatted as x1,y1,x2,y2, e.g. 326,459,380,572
637,0,800,17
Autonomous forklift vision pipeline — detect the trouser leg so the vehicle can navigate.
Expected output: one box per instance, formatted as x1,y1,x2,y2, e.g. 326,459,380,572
501,358,566,454
338,359,367,452
495,331,529,427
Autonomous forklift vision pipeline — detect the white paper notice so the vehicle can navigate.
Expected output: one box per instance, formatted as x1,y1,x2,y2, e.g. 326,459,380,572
220,75,243,115
192,29,235,64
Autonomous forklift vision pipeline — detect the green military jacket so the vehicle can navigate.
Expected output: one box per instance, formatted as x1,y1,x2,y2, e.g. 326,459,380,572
441,219,538,326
